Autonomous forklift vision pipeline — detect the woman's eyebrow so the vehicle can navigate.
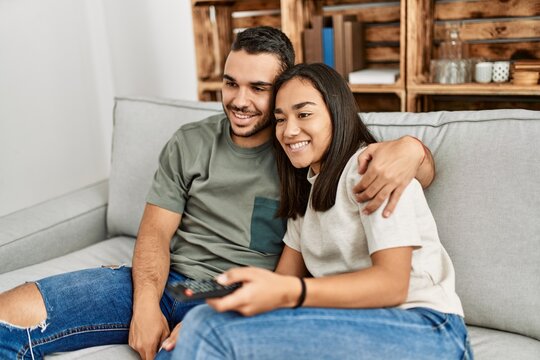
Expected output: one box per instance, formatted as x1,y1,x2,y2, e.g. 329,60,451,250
292,101,316,110
274,101,317,114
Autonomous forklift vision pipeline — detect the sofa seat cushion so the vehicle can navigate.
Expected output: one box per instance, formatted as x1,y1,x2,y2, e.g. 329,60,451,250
46,325,540,360
47,344,138,359
469,326,540,360
0,237,135,292
0,237,138,359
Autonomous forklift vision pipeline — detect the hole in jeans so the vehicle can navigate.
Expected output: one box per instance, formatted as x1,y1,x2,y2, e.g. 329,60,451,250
101,264,125,270
0,283,48,329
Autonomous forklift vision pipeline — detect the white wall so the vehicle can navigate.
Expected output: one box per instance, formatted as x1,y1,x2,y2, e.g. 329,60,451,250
0,0,198,216
103,0,198,99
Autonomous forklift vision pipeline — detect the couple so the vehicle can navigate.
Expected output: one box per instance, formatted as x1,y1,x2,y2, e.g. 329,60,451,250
0,26,471,359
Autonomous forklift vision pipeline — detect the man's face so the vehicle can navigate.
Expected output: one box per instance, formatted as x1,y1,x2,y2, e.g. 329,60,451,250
222,50,282,147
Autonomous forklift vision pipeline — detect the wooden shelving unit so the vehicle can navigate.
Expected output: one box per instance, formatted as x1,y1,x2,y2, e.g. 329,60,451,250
191,0,407,110
408,83,540,96
191,0,540,112
320,0,407,111
407,0,540,112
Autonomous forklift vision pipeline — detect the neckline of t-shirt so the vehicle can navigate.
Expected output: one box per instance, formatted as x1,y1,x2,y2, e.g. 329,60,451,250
223,118,273,157
307,167,319,184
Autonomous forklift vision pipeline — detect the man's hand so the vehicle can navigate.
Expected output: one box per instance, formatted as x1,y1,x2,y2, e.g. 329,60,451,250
130,204,181,359
353,136,426,217
159,322,183,353
129,299,170,360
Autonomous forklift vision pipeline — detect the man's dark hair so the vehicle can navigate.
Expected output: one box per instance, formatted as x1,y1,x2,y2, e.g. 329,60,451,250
273,63,377,219
231,26,295,73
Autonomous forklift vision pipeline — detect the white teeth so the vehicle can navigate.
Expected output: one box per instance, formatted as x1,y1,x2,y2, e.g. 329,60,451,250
233,111,254,119
289,141,309,150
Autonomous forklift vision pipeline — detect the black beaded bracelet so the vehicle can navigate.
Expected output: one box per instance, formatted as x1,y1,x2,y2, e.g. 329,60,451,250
292,277,306,309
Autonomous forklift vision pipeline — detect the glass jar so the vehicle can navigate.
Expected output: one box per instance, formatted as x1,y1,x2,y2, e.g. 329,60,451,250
439,23,464,60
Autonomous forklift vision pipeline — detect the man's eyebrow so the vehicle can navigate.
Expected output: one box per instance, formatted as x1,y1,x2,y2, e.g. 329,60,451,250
251,81,273,87
222,74,272,88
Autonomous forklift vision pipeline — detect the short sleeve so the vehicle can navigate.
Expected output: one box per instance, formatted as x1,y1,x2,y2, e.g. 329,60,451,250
346,151,423,254
282,216,303,252
146,132,190,214
361,180,423,254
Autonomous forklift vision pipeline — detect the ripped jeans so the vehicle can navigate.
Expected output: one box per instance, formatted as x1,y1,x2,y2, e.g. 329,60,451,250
0,266,203,359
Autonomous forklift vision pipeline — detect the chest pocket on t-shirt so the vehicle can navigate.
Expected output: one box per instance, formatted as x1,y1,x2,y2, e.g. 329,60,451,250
250,197,287,254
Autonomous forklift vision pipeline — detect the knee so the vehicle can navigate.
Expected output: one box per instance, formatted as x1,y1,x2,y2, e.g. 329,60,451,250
182,305,220,330
181,305,233,337
174,305,237,358
0,282,47,327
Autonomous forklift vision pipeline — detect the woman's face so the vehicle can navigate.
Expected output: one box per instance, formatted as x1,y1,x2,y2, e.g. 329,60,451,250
274,78,333,174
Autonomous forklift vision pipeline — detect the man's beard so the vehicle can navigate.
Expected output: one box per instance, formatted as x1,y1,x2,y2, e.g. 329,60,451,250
232,114,272,138
225,104,272,138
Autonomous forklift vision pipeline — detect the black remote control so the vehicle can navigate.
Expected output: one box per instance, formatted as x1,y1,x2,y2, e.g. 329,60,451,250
167,279,241,301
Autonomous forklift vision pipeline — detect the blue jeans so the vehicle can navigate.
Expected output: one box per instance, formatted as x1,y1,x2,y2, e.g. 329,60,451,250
0,266,203,359
172,305,473,360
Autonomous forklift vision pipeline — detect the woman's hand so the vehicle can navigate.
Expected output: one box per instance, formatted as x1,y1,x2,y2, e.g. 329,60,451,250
207,267,301,316
159,322,182,353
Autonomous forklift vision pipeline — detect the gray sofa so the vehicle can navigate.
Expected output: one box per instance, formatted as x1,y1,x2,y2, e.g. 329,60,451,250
1,97,538,359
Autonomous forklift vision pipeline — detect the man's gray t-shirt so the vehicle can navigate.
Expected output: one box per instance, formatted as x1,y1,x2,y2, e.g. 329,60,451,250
147,114,286,280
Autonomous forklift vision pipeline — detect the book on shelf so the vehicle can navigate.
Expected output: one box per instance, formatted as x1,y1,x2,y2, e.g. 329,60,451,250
343,20,365,76
302,15,323,64
348,68,400,85
332,14,357,77
322,26,335,69
301,15,365,77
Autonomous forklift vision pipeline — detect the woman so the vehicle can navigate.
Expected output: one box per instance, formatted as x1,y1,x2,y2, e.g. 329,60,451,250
171,63,472,360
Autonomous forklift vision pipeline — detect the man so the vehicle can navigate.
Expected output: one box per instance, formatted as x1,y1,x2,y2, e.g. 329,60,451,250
0,27,433,360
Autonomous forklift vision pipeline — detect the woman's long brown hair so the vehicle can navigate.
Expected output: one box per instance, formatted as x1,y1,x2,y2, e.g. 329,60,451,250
272,63,377,219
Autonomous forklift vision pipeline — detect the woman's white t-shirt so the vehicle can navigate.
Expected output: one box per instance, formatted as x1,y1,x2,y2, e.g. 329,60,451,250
283,147,464,316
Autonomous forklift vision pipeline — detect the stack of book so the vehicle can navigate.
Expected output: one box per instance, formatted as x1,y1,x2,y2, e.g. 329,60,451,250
511,60,540,85
302,15,365,79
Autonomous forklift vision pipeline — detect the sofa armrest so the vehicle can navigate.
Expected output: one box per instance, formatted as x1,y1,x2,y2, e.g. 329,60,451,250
0,180,109,274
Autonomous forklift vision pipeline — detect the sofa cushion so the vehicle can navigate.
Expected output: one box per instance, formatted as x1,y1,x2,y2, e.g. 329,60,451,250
0,181,108,273
47,344,137,360
361,109,540,341
0,236,138,359
0,236,137,359
108,97,222,238
0,236,134,293
468,326,540,360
